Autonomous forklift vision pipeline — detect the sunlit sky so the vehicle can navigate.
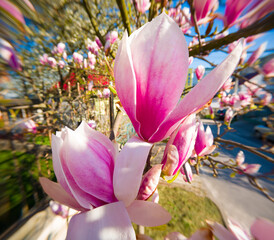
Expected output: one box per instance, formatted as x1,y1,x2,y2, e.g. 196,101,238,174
171,1,274,69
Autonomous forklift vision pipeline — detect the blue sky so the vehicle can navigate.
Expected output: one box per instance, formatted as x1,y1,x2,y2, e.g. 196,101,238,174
171,1,274,69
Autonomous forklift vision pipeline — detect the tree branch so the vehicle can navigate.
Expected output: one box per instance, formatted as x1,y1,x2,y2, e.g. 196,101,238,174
215,137,274,164
116,0,131,35
189,13,274,56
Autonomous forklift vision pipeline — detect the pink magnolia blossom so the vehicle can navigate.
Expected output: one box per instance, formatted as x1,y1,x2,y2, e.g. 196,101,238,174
106,31,118,45
151,189,159,203
135,0,151,14
191,0,218,25
57,42,65,54
39,53,48,65
162,114,197,176
224,107,233,124
87,39,100,55
47,57,57,68
95,36,102,48
114,13,243,143
235,151,245,166
262,58,274,78
0,39,21,71
221,77,234,93
235,150,261,175
238,0,274,29
188,56,193,65
103,88,110,98
88,51,96,66
207,218,274,240
137,164,162,201
62,51,67,60
88,81,93,91
87,120,96,129
180,162,193,183
73,52,83,64
0,0,25,24
195,65,205,80
194,120,216,156
40,122,171,239
58,60,65,69
246,42,267,65
83,58,87,68
49,200,69,218
261,92,272,106
223,0,251,27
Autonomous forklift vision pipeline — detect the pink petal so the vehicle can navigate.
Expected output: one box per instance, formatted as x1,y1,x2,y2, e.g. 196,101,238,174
130,13,189,140
207,221,237,240
52,131,107,209
127,200,171,227
0,0,25,24
162,145,179,176
149,39,243,142
188,228,213,240
250,218,274,240
164,232,187,240
137,164,162,201
66,201,136,240
62,126,116,204
114,32,140,137
39,177,86,212
113,136,153,206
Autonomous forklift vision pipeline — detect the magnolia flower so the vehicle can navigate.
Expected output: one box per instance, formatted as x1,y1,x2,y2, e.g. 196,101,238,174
106,31,118,45
58,60,65,69
87,39,100,55
262,58,274,78
224,107,233,124
246,42,267,65
88,51,96,65
103,88,110,98
208,218,274,240
188,56,193,65
0,0,25,25
95,36,102,48
195,65,205,80
88,81,93,91
221,77,234,93
194,120,216,156
39,53,48,65
49,200,69,218
137,164,162,201
0,39,21,71
191,0,218,25
164,218,274,240
223,0,251,27
47,57,57,68
13,119,37,134
114,13,243,143
180,162,193,183
261,92,272,106
62,51,67,60
162,114,197,176
73,52,83,64
40,122,171,239
235,151,261,175
135,0,151,14
87,120,96,129
238,0,274,28
57,42,66,54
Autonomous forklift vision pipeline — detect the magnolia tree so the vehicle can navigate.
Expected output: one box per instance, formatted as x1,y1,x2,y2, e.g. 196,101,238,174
1,0,274,239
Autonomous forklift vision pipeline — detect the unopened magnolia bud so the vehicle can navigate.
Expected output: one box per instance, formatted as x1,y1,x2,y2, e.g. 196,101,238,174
137,164,162,201
162,145,179,176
